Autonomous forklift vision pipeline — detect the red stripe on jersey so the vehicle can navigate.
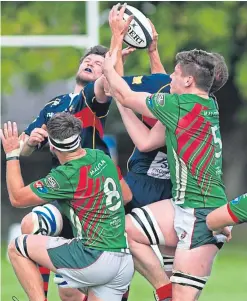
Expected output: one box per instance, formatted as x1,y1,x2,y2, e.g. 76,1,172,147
83,177,101,232
191,135,213,175
227,203,239,223
74,107,104,138
182,122,211,163
142,116,158,128
198,147,214,185
175,103,206,136
177,116,204,155
74,166,89,200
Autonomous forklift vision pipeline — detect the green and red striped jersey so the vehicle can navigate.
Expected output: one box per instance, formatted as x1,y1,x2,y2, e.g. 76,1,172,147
146,93,227,208
227,193,247,223
30,148,128,252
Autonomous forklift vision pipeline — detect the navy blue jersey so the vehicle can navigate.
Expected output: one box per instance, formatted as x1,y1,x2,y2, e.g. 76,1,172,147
123,73,171,179
25,83,111,166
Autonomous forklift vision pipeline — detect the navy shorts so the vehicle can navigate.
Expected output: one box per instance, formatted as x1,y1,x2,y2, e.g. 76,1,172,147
51,201,74,239
124,171,172,214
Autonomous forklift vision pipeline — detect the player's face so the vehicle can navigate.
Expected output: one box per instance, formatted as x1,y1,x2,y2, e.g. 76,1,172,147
76,54,104,84
170,64,192,94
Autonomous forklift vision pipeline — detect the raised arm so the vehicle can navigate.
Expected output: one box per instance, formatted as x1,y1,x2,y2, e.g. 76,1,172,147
117,103,165,151
94,4,133,103
103,51,154,118
147,20,166,74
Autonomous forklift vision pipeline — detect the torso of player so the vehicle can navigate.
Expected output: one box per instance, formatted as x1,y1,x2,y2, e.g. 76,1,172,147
37,149,127,252
146,93,227,208
25,83,111,167
128,116,170,181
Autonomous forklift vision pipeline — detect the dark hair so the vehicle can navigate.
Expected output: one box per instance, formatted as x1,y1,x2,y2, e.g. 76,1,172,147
210,52,229,93
47,112,82,141
79,45,108,65
176,49,215,93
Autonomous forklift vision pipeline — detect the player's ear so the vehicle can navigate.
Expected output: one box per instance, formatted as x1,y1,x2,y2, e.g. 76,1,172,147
185,76,193,87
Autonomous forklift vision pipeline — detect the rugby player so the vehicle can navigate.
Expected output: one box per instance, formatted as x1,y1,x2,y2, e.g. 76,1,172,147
207,193,247,229
1,113,134,301
103,48,229,301
19,5,135,300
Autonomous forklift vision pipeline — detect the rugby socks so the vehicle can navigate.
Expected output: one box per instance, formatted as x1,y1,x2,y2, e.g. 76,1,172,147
121,287,130,301
38,266,50,301
154,283,172,301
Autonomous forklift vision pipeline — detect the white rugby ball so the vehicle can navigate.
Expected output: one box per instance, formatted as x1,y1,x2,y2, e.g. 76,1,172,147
122,5,153,49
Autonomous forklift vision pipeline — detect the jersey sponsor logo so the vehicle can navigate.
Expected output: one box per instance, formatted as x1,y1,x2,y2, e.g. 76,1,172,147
132,76,143,85
89,159,107,177
203,110,219,117
147,95,154,108
47,112,54,118
34,180,48,194
147,151,170,180
44,176,60,190
155,93,165,106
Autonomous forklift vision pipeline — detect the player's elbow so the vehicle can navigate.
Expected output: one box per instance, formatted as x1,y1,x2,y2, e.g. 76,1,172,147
10,197,21,208
206,213,216,231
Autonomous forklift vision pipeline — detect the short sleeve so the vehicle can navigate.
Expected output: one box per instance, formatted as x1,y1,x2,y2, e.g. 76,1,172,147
123,74,171,94
146,93,179,130
79,82,111,117
30,169,74,202
24,107,48,149
25,107,47,136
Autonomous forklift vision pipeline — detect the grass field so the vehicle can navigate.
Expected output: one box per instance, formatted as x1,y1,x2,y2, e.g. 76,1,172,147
1,242,247,301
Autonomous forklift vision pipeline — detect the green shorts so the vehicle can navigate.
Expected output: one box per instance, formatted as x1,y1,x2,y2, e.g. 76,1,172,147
46,237,134,301
171,202,225,250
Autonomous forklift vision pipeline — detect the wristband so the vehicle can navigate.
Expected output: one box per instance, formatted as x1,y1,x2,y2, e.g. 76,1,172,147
6,148,21,159
6,156,20,161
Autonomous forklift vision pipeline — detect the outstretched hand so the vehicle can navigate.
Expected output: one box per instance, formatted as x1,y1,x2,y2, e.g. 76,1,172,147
109,3,134,37
0,121,23,154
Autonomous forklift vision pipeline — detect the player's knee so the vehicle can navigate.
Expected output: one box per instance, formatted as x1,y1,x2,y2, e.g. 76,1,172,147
8,234,30,259
21,213,35,234
125,214,135,241
58,287,84,301
171,271,208,301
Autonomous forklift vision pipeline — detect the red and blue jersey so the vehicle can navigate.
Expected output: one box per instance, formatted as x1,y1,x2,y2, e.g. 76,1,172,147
25,83,111,166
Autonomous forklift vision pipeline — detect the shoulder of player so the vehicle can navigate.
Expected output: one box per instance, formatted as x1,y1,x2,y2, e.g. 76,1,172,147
44,92,81,110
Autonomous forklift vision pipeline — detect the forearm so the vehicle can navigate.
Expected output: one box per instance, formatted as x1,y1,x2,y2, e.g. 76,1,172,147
206,205,235,230
20,142,36,156
117,103,152,151
110,35,124,76
6,160,25,205
148,50,166,74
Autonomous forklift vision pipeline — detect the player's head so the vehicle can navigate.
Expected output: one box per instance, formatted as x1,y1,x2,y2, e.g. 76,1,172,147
170,49,215,94
47,112,82,157
210,52,229,94
76,45,108,86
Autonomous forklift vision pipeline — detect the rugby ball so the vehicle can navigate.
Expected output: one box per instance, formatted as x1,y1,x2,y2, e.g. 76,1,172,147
122,5,153,49
32,204,63,236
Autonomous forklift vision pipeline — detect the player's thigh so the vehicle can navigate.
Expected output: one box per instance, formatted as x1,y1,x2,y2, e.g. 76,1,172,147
89,254,133,301
58,287,85,301
8,234,57,272
126,199,178,247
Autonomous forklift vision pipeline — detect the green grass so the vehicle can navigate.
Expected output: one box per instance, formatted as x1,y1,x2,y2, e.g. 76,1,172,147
1,243,247,301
